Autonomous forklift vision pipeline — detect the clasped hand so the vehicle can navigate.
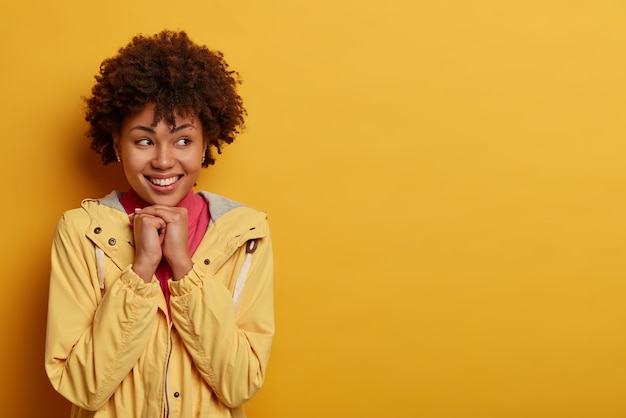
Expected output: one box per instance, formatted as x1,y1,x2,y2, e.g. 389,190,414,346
129,206,193,283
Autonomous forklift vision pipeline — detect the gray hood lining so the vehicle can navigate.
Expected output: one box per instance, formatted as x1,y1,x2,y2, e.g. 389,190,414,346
97,190,245,222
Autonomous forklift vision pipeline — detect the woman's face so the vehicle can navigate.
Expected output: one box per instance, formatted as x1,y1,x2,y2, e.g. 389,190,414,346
115,103,206,206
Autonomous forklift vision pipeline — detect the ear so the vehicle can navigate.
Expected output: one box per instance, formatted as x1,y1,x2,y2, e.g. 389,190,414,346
112,134,121,156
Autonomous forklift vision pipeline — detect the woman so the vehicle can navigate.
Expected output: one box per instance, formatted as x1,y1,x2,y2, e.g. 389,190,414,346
45,30,274,418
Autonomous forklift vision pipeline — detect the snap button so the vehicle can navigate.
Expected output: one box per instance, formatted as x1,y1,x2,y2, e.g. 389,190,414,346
173,392,180,398
246,239,258,254
94,227,102,234
108,238,117,246
204,259,210,265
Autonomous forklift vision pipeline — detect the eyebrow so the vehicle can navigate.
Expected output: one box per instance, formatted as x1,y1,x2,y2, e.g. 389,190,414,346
129,123,196,134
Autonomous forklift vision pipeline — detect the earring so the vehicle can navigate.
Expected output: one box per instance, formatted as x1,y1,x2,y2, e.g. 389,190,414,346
116,155,121,163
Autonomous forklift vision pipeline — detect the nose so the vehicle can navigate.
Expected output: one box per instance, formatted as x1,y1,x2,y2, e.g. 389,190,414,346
152,145,175,169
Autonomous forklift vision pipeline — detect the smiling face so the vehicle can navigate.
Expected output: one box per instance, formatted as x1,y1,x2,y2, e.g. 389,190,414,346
114,103,206,206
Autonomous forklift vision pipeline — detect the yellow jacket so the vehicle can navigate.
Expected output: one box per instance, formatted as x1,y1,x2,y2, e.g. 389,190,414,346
45,191,274,418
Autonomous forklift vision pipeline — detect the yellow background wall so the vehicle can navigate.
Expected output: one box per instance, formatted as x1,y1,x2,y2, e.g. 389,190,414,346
1,1,625,417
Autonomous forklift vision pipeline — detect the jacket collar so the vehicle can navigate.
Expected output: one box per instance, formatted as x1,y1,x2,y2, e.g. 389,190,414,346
81,191,268,275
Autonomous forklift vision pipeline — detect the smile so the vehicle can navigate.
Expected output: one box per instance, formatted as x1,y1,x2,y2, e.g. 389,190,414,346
148,176,181,187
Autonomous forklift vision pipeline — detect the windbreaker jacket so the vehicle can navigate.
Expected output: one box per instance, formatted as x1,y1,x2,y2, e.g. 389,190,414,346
45,191,274,418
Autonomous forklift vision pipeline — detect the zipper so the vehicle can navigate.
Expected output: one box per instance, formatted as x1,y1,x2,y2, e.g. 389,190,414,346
164,326,174,417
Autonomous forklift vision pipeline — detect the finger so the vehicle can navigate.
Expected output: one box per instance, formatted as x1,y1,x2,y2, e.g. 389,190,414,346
134,214,167,232
135,206,188,224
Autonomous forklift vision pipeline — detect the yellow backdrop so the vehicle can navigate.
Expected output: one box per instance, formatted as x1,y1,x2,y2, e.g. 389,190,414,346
1,1,625,417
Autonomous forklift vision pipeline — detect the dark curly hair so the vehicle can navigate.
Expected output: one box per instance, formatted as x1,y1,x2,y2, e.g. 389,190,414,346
85,30,246,167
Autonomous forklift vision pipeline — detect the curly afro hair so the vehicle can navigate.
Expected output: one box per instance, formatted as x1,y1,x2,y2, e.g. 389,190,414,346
85,30,246,167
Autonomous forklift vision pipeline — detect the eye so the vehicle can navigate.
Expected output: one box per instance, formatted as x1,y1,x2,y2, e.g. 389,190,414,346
136,138,153,146
176,137,191,146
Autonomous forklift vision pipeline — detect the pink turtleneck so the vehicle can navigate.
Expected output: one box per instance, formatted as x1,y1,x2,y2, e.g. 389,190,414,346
119,189,210,312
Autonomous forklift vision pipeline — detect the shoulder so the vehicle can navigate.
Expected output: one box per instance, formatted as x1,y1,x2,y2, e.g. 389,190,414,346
55,191,126,233
57,206,89,230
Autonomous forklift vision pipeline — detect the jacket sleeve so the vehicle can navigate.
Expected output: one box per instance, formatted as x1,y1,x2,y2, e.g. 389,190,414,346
45,212,160,410
168,231,275,408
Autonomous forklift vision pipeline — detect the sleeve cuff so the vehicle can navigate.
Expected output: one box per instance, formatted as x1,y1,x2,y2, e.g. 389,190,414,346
120,265,160,298
168,263,205,297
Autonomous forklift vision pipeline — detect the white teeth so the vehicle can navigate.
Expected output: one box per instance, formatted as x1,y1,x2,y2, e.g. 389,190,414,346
150,177,179,186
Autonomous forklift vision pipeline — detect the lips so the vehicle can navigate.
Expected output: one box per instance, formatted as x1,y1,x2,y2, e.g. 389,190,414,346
147,176,181,187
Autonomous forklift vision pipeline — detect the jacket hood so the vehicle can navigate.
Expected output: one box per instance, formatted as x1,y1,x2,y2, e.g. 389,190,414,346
96,190,245,223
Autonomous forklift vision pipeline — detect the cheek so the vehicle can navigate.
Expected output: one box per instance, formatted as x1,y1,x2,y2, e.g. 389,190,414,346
122,152,149,168
184,160,203,174
121,158,147,180
185,149,205,168
185,162,204,180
